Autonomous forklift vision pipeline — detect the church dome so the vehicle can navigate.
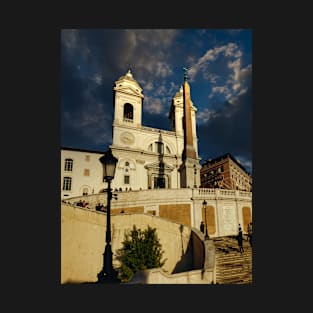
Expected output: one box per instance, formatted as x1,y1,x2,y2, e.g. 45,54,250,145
115,69,142,90
174,85,183,98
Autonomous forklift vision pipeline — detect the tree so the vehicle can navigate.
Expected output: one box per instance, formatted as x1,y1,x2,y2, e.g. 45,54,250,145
115,225,167,282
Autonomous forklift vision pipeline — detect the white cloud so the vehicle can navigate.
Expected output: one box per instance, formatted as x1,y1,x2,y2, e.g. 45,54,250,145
226,63,252,104
234,156,252,173
143,96,164,114
212,86,229,94
133,29,178,47
144,82,154,91
168,81,180,95
224,43,238,57
228,59,241,81
197,108,218,123
120,29,177,80
68,98,113,145
237,87,248,96
155,61,173,78
208,85,230,99
188,42,242,81
204,72,220,83
61,29,90,58
61,29,79,50
92,73,102,85
225,92,233,100
155,84,167,97
232,83,241,91
186,40,251,108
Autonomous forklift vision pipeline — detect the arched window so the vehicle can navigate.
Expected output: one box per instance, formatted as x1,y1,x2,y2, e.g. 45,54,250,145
64,159,73,171
82,187,88,196
63,177,72,191
123,103,133,121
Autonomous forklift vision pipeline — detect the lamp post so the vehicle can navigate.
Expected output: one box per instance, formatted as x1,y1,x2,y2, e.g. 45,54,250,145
202,200,209,240
97,148,119,283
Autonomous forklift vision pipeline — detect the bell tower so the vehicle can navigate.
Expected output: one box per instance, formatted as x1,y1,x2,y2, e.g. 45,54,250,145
112,69,144,148
113,69,144,129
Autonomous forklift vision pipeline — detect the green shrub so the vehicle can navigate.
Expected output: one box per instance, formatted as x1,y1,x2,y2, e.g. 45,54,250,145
116,225,166,282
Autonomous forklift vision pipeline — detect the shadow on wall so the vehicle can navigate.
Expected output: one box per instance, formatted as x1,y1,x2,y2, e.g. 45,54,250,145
171,224,194,274
127,227,215,284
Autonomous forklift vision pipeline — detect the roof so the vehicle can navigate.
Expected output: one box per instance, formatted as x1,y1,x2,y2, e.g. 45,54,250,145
202,153,251,176
116,69,141,89
61,146,105,154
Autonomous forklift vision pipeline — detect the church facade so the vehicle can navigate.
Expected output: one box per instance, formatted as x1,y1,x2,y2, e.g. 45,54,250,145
109,69,201,192
61,69,202,198
61,69,252,237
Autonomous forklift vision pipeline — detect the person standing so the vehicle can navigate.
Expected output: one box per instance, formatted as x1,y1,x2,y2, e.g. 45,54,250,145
200,221,205,234
237,224,244,254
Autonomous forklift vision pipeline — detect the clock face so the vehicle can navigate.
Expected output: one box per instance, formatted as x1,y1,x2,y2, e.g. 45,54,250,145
120,132,135,145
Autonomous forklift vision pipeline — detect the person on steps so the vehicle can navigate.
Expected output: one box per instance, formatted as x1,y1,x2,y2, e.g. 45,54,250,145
237,224,244,254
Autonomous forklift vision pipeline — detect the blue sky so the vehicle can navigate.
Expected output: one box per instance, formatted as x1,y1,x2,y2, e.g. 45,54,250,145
61,29,252,174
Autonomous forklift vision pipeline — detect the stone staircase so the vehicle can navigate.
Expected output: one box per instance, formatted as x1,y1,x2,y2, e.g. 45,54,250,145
213,236,252,284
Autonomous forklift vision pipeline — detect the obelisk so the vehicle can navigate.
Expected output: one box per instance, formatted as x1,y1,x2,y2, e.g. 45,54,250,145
180,67,201,188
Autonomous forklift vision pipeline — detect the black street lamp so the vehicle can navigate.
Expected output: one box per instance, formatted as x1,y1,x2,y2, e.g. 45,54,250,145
97,148,120,283
202,200,209,240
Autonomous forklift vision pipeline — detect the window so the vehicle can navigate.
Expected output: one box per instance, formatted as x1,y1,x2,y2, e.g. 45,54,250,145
64,159,73,171
63,177,72,191
85,155,90,161
124,175,130,184
125,161,129,166
148,143,152,151
84,169,90,176
123,103,133,120
82,187,88,196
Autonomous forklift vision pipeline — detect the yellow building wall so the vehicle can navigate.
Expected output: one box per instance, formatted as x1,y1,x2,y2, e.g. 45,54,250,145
159,204,191,226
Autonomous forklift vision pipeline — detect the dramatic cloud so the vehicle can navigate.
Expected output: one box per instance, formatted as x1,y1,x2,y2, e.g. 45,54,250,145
197,77,252,173
61,29,252,173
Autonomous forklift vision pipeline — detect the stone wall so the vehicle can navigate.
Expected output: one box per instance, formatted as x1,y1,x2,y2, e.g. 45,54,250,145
127,267,214,284
62,188,252,238
61,203,193,284
159,204,191,226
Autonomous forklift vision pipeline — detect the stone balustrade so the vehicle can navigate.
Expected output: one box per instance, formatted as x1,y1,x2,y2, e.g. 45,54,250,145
194,188,252,200
141,125,176,136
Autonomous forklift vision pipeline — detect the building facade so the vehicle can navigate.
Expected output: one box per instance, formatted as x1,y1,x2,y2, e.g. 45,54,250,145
108,69,201,191
61,69,253,286
200,153,252,192
61,147,106,199
61,69,202,199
